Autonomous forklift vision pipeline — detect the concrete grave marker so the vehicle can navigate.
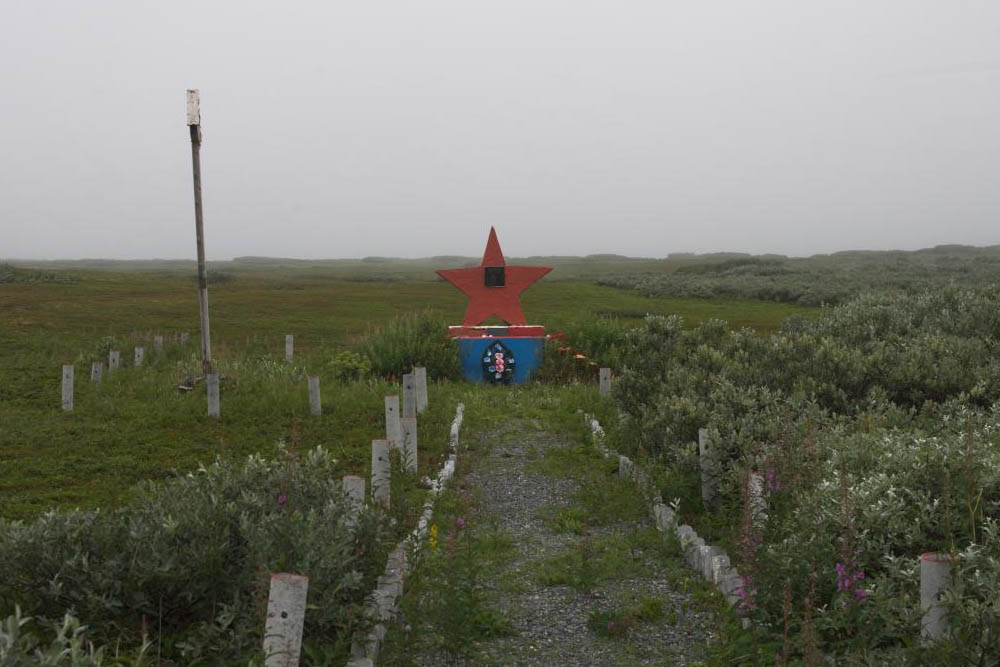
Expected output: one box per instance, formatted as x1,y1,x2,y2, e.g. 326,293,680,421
401,416,418,474
342,475,365,525
402,373,417,418
206,373,220,418
134,346,144,367
285,334,294,361
307,376,321,416
413,366,428,413
91,361,103,384
920,552,954,642
263,572,308,667
108,350,120,373
698,428,718,510
61,365,74,411
154,335,164,352
599,367,611,396
371,440,390,506
384,395,402,451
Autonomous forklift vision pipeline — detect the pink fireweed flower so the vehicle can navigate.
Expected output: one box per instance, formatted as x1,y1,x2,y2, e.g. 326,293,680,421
835,561,869,608
277,494,287,505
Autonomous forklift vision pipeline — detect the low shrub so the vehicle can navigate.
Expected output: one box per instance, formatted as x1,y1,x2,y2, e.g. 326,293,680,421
363,311,462,381
0,446,389,664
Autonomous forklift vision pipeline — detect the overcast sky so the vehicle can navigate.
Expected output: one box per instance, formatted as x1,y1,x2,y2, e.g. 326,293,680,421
2,1,999,260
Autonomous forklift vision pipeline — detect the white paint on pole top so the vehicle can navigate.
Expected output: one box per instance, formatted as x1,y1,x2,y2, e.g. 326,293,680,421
384,395,402,451
371,440,390,506
413,366,428,413
263,572,308,667
308,375,321,416
401,416,418,474
61,365,74,411
402,373,416,418
186,89,201,126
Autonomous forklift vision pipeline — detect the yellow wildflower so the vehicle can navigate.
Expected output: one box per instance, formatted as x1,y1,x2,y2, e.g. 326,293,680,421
429,523,438,550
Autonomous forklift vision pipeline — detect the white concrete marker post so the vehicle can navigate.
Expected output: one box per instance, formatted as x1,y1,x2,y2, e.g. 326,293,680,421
134,346,144,367
401,416,418,474
920,552,954,643
61,365,74,411
402,373,416,419
154,335,164,353
308,376,321,416
206,373,220,418
371,440,390,507
91,362,103,384
698,428,718,510
384,395,403,452
748,471,767,524
599,367,611,396
285,334,294,362
342,475,365,525
263,572,309,667
413,366,428,413
108,350,120,374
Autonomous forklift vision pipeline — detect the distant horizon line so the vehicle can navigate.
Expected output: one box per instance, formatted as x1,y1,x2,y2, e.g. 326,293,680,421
4,242,999,264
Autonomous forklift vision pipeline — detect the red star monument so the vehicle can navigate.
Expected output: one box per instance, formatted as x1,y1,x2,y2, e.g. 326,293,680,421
436,227,552,326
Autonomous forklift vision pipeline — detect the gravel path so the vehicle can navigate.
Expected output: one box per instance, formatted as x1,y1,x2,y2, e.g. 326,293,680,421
460,419,715,666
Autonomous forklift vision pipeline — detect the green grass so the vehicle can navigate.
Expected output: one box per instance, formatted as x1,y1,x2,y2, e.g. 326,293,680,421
1,268,810,520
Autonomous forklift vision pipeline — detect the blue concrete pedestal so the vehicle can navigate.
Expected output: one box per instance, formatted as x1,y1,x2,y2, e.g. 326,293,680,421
455,336,545,385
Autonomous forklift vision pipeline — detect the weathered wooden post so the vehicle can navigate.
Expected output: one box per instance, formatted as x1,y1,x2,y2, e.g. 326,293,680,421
307,375,321,416
401,416,418,474
91,361,103,384
599,367,611,396
187,89,213,375
920,552,954,642
384,395,402,451
402,373,417,419
108,350,120,374
134,346,144,367
285,334,294,362
206,373,220,418
413,366,428,413
263,573,309,667
698,428,718,510
371,440,390,506
61,365,74,411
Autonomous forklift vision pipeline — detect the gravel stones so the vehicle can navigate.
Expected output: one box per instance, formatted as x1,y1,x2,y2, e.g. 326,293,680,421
448,421,714,666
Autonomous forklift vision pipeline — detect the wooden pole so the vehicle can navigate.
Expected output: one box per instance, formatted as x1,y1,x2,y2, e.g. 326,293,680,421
187,89,213,375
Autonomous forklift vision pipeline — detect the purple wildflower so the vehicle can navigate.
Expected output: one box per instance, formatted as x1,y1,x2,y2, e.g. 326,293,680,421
277,494,287,505
455,517,465,529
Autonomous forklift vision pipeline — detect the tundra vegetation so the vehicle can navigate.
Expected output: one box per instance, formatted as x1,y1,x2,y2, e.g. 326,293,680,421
1,253,998,663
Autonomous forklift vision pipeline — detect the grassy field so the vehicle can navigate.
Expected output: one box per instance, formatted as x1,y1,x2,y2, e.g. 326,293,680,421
0,268,813,520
